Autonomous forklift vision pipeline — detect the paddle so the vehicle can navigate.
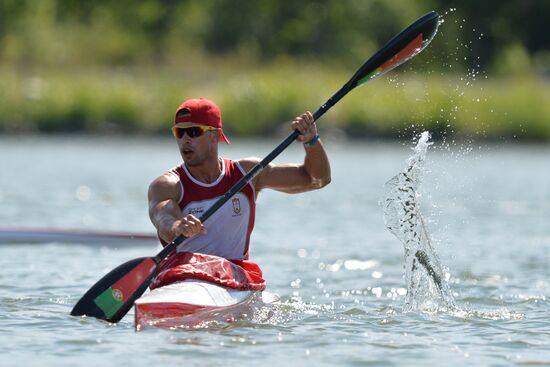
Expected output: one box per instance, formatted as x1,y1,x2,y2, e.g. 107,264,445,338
71,10,440,323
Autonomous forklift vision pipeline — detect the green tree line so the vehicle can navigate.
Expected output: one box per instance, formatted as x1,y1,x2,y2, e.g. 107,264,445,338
1,0,549,139
2,0,549,72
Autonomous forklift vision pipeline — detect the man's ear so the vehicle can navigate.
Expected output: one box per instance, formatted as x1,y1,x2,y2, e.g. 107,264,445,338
210,130,220,144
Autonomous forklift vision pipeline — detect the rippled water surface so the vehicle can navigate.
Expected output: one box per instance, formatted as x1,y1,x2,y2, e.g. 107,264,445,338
1,135,549,366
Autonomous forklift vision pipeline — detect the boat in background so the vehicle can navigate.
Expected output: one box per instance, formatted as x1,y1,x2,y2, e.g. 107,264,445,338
0,226,158,246
134,280,279,330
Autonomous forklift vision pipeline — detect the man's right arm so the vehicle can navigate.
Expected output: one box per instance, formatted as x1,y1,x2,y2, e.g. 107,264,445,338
148,174,205,244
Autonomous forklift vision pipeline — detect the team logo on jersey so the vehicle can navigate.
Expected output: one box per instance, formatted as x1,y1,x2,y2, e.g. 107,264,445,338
232,198,241,215
188,207,204,216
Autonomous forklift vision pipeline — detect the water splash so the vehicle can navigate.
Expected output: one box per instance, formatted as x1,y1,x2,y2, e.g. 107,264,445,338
381,133,524,321
382,132,457,312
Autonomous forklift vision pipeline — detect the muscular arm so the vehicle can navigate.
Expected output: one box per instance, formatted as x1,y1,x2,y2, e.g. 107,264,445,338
148,173,205,243
242,111,331,194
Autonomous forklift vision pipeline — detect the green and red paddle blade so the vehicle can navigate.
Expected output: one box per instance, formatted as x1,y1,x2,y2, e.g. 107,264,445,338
312,11,439,121
70,257,157,323
349,11,440,89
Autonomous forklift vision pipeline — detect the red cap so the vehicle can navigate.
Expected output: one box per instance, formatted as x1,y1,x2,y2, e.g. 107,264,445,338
174,98,230,144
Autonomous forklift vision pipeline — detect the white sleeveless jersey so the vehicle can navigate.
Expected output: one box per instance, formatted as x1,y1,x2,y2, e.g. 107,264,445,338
165,158,256,260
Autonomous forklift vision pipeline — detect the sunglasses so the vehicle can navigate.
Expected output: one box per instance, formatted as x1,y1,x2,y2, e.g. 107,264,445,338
172,125,218,139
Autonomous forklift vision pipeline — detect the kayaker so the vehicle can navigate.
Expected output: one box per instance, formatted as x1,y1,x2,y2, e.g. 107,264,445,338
147,97,331,290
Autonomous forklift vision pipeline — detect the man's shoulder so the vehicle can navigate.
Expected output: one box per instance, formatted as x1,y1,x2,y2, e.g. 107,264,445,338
235,157,261,172
150,170,180,189
148,171,183,202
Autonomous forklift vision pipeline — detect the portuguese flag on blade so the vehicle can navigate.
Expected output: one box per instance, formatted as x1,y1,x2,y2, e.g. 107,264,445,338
94,258,156,319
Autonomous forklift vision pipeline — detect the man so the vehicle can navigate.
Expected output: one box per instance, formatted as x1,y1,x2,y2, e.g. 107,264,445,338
147,98,330,290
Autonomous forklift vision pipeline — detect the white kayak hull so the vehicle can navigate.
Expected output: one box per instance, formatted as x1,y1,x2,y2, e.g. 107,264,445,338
134,280,278,330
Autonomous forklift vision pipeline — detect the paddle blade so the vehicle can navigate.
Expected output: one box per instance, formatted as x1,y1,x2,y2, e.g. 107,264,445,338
312,11,439,122
71,257,157,323
350,11,440,88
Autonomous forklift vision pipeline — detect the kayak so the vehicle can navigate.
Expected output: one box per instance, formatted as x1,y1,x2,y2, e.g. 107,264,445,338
134,279,279,330
0,226,157,246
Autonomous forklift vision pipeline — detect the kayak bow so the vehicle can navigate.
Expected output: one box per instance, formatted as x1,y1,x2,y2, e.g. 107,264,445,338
134,280,279,330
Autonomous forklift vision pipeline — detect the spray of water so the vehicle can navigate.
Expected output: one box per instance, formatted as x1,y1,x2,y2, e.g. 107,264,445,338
382,132,457,312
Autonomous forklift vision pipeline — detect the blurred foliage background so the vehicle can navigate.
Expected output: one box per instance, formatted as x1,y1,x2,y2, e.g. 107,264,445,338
1,0,549,140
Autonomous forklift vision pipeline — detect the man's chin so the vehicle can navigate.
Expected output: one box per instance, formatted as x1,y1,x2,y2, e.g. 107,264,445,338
181,154,201,167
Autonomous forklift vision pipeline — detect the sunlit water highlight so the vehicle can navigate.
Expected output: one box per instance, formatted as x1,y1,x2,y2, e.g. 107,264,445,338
1,136,550,366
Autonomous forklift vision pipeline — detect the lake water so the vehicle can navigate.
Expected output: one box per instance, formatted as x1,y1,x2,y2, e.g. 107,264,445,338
1,135,549,366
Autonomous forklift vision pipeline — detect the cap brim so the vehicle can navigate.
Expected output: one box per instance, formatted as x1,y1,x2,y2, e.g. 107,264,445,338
219,131,230,144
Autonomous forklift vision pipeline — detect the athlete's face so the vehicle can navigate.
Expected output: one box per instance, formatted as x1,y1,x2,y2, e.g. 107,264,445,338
174,123,218,166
